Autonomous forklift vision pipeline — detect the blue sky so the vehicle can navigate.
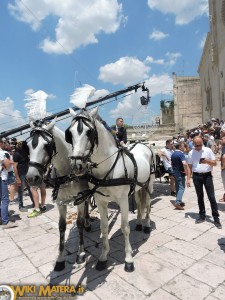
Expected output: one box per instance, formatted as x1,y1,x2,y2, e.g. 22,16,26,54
0,0,209,135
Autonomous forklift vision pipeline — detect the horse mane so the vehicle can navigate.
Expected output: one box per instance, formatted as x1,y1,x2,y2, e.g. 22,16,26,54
52,126,71,153
96,114,118,146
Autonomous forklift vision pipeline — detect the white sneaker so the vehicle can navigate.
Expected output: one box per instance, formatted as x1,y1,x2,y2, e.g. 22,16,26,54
3,221,18,229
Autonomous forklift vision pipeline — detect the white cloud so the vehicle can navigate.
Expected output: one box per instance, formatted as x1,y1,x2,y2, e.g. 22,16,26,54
0,97,26,134
91,89,109,100
8,0,124,54
147,0,208,25
99,56,150,86
199,33,207,48
109,73,173,118
165,52,181,66
145,56,164,65
149,29,169,40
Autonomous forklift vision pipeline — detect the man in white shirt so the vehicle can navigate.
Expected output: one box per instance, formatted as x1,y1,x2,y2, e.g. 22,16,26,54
187,136,221,229
0,138,18,229
220,136,225,202
160,139,176,196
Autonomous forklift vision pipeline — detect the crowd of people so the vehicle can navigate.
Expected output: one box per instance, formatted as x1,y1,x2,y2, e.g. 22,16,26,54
160,117,225,229
0,137,46,229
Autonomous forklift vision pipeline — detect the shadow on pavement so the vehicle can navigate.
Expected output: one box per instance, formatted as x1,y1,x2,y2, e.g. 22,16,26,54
218,237,225,252
47,207,153,290
217,203,225,212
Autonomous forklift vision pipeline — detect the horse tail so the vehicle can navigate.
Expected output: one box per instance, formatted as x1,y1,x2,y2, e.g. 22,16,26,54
149,149,156,194
136,187,147,215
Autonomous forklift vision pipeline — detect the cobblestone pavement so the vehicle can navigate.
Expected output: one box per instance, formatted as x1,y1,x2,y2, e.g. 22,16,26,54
1,164,225,300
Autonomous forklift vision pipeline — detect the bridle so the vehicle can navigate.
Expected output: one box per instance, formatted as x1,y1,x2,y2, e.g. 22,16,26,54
28,127,56,174
65,111,98,164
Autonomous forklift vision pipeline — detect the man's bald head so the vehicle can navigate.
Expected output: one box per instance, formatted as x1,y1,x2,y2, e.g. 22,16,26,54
193,136,203,144
193,136,203,151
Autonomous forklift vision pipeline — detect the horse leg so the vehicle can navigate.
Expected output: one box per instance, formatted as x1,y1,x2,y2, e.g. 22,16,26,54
95,201,109,271
143,174,154,233
120,200,134,272
76,203,86,264
135,190,143,231
54,204,67,271
143,188,151,234
84,200,91,232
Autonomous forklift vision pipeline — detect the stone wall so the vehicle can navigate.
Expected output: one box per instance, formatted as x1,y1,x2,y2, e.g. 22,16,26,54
198,0,225,122
173,74,202,133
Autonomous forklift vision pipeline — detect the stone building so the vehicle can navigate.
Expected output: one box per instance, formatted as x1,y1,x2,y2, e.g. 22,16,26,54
173,73,202,133
160,99,174,125
198,0,225,122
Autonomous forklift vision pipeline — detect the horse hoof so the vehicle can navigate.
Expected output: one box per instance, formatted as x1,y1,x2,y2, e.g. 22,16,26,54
135,224,142,231
95,260,107,271
124,262,134,272
85,225,91,232
144,226,151,234
54,261,65,271
76,255,85,264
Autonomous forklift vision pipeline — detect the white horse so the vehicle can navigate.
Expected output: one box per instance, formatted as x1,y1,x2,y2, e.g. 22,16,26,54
26,119,91,271
65,107,156,272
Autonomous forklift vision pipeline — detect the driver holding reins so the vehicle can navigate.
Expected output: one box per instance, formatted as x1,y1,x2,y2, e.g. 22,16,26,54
111,117,127,147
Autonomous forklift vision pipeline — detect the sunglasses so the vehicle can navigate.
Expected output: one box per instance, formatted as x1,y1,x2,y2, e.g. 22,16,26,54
195,144,203,147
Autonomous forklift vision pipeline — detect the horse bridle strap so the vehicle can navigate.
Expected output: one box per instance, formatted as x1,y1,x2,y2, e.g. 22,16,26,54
28,127,56,173
67,114,98,161
29,161,46,173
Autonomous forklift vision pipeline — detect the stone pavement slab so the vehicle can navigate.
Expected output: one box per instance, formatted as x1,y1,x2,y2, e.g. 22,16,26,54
164,239,210,260
113,254,182,296
0,255,37,283
149,289,179,300
1,164,225,299
184,260,225,288
164,273,213,300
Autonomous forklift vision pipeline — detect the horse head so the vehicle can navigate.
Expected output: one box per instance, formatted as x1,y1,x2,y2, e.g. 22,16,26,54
26,118,56,186
65,107,98,176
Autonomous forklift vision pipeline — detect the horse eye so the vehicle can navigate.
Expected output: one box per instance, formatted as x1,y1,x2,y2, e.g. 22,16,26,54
86,129,92,137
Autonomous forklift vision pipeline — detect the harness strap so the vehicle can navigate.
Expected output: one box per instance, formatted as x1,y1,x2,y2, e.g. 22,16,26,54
47,173,86,201
86,147,138,198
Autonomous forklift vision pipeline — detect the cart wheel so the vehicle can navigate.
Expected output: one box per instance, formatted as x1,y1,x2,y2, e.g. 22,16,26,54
90,196,97,209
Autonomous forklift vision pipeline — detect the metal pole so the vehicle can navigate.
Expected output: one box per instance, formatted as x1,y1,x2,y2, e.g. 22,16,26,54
0,82,145,138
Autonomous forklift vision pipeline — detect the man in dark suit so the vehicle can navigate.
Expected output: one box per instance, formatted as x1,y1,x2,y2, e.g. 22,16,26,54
111,117,127,146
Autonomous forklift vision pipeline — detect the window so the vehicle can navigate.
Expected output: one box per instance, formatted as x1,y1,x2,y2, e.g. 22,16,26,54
222,0,225,26
206,87,212,109
222,91,225,107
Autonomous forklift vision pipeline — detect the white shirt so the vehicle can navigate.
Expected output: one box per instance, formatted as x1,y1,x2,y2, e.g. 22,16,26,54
0,149,8,180
187,146,215,173
161,147,174,170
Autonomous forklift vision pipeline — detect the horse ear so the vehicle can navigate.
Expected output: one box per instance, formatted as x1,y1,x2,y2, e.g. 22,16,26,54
46,117,57,131
69,108,77,118
89,107,98,119
30,121,35,128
